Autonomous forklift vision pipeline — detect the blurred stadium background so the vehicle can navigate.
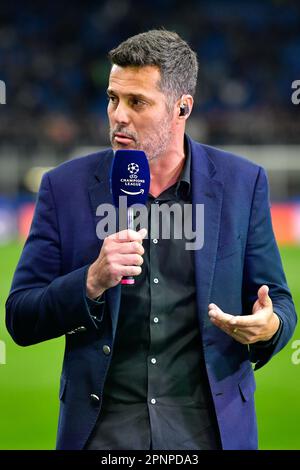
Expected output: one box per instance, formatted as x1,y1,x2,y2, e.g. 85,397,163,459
0,0,300,449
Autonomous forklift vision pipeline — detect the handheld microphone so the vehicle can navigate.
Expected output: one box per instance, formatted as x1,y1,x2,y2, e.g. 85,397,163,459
110,149,150,285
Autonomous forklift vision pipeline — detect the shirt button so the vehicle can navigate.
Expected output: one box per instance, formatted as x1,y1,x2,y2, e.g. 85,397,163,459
153,238,158,244
151,358,157,364
102,345,111,355
151,398,156,405
90,393,100,404
153,278,159,284
153,317,159,323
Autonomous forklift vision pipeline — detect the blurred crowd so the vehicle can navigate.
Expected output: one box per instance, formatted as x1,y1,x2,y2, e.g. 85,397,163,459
0,0,300,155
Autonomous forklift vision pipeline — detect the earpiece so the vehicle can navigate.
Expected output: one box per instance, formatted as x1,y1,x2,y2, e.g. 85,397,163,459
179,103,189,117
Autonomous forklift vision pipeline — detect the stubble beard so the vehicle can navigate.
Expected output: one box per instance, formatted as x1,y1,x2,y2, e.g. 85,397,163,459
110,113,173,163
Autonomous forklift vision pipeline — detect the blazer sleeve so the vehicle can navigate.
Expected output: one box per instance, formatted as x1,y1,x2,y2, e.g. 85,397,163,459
5,172,105,347
242,167,297,370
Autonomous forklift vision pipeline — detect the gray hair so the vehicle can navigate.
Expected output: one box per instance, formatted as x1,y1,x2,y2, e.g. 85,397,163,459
108,29,198,106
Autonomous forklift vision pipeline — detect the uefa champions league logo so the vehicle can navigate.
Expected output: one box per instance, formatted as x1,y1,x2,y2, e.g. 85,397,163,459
128,162,139,179
119,162,144,186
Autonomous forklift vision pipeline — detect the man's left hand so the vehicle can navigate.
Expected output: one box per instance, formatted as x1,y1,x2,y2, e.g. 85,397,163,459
208,285,280,344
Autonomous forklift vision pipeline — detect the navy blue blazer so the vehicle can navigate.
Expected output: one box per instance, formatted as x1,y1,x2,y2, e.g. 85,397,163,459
6,136,297,450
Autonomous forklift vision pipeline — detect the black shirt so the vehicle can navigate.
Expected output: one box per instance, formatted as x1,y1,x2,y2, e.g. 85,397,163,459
85,139,221,450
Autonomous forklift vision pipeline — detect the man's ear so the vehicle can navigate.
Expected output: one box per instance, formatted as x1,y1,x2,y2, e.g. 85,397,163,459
177,94,193,119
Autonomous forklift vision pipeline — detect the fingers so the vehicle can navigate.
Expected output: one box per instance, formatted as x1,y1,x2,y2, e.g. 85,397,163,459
230,328,251,344
213,311,263,330
257,284,272,308
106,229,146,256
208,304,235,334
114,253,144,267
117,241,145,255
208,303,237,335
208,302,274,344
213,306,266,329
109,228,147,243
102,229,146,281
208,305,252,344
87,229,147,295
119,265,142,277
208,303,234,323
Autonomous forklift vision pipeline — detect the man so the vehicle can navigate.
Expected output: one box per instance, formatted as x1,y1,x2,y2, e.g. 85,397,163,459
6,30,297,450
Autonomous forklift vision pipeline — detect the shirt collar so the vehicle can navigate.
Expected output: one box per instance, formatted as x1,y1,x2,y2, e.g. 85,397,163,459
175,135,191,199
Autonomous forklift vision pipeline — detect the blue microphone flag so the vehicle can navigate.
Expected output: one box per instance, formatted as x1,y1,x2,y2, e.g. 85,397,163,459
110,149,150,208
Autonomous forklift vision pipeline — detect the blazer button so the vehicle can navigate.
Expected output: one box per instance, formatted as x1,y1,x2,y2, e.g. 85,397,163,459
102,345,111,355
90,393,100,404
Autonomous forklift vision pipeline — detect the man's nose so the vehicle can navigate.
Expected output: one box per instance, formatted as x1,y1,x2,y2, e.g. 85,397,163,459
113,102,130,125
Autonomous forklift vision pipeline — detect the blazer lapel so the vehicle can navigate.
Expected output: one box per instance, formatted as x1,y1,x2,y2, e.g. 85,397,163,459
190,139,224,331
88,148,114,228
87,149,121,338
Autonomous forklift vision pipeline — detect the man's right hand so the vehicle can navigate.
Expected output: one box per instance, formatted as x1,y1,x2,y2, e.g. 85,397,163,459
86,228,147,299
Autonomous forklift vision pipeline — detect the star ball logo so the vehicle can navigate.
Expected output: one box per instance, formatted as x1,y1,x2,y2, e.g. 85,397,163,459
128,162,139,179
120,162,145,188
